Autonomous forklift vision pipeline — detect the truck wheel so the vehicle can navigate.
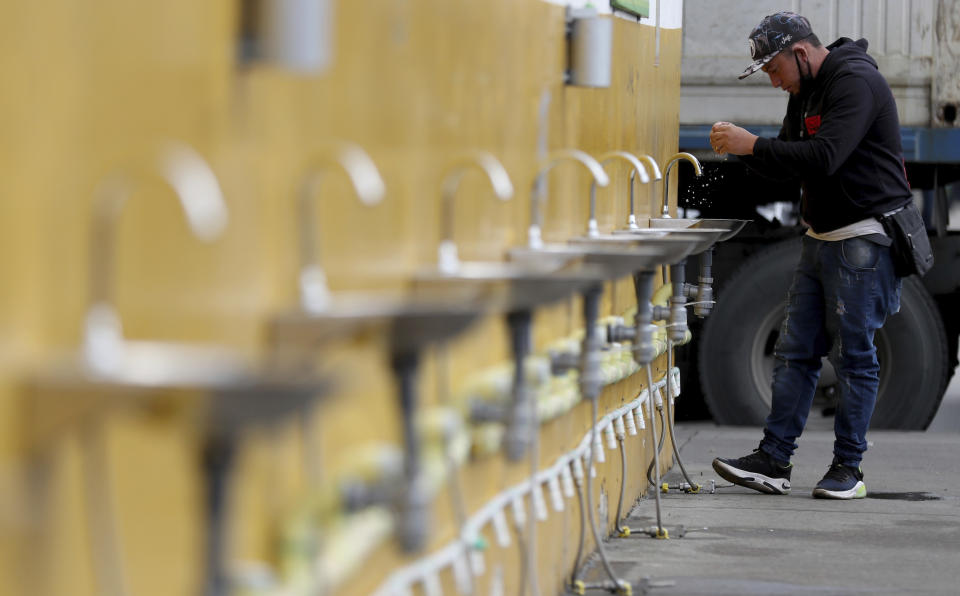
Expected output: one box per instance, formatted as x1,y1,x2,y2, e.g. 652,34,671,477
699,238,950,430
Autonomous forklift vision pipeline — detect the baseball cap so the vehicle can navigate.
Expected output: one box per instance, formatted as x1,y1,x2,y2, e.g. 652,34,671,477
739,12,813,80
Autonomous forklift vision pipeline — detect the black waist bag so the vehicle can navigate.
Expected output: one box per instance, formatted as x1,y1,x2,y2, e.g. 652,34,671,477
876,204,934,277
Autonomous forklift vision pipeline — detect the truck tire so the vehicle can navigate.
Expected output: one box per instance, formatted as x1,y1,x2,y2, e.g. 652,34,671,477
698,238,950,430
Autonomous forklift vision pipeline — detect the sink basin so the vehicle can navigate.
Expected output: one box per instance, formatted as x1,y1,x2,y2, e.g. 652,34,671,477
567,232,706,265
629,217,750,243
269,292,483,356
638,217,698,229
609,226,729,255
28,341,331,445
692,218,749,242
273,258,605,358
509,234,697,279
412,260,607,313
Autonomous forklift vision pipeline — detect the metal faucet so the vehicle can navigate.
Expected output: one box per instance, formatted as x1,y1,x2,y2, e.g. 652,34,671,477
659,152,702,218
298,142,386,313
437,151,514,274
85,142,229,374
628,154,661,229
527,149,609,249
585,150,650,237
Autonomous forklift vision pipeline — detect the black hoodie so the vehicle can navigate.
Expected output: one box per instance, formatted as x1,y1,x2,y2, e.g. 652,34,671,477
743,38,912,233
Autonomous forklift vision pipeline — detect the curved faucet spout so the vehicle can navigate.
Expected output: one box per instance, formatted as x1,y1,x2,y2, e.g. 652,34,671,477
298,142,386,313
528,149,609,249
587,150,650,237
634,154,662,181
438,151,514,273
629,154,661,229
86,142,229,373
660,152,702,219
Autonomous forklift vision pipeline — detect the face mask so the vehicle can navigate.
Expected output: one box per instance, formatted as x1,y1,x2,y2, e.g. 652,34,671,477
793,50,813,95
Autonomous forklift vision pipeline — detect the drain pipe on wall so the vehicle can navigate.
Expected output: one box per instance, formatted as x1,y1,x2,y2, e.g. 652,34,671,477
663,340,701,492
470,308,544,595
575,284,631,594
607,268,687,539
644,364,669,539
684,248,716,318
644,383,667,487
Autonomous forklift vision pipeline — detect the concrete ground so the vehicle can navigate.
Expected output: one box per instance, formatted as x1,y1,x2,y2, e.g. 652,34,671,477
928,347,960,431
578,425,960,595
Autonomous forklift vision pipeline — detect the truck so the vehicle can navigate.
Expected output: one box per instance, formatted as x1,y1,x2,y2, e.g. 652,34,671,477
673,0,960,429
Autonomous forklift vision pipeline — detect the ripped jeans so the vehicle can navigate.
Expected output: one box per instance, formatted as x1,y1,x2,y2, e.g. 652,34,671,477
760,235,901,467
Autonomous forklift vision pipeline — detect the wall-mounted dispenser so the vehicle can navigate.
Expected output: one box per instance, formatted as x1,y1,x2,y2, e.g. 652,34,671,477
243,0,333,73
565,7,612,88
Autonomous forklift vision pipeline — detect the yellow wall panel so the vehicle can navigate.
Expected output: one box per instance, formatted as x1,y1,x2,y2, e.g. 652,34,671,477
1,1,687,594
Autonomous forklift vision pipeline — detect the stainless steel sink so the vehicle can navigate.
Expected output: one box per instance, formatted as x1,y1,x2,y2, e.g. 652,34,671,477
567,231,710,265
29,341,331,440
412,259,608,313
633,217,698,229
509,233,698,279
275,260,603,365
269,291,483,356
691,218,749,242
609,225,729,255
627,217,750,242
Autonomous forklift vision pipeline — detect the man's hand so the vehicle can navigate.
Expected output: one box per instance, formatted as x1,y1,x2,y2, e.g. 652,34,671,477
710,122,758,156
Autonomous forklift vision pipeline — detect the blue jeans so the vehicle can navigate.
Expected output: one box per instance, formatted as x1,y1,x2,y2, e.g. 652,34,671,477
760,235,901,468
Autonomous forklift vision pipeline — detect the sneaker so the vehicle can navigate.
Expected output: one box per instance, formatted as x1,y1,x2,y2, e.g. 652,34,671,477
712,448,792,495
812,459,866,499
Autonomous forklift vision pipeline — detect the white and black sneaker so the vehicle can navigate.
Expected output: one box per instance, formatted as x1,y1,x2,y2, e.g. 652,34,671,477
812,458,866,499
712,448,793,495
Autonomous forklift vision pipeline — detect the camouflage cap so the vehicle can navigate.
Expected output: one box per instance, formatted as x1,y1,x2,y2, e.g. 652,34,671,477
739,11,813,80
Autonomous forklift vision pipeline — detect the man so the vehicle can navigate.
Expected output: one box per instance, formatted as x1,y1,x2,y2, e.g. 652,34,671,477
708,12,910,499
